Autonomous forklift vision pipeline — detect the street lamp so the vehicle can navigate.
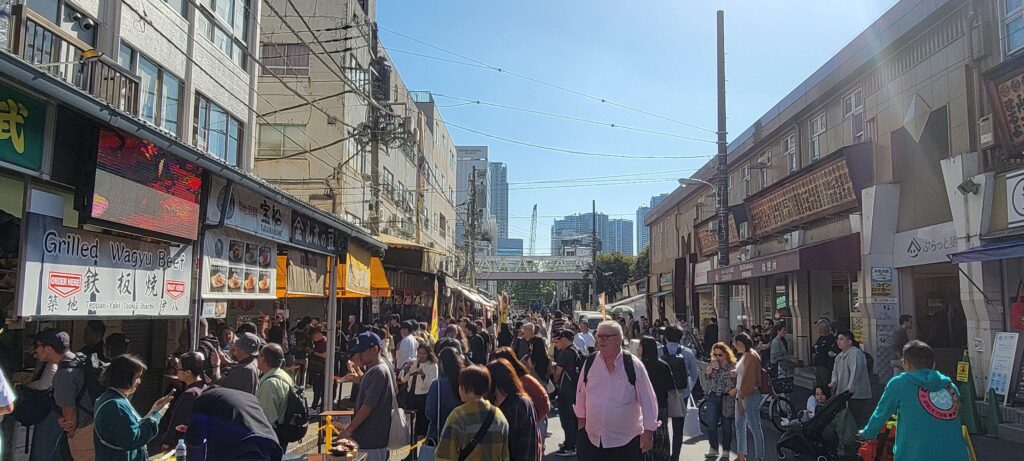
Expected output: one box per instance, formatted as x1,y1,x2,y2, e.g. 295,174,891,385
679,175,728,338
678,177,715,188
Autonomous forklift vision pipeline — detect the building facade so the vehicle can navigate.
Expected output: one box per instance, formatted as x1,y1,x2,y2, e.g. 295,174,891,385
551,212,609,256
637,194,668,253
608,218,634,256
646,0,1024,397
489,162,508,239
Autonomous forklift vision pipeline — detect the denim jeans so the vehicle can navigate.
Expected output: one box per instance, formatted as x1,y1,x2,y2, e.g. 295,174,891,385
734,392,765,459
706,392,734,452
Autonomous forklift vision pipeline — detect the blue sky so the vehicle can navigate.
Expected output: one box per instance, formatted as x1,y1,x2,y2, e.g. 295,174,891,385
377,0,900,254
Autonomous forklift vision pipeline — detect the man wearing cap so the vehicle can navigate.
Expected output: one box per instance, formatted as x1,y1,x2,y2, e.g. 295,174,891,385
213,331,264,395
32,328,95,461
396,320,418,370
553,329,585,457
257,343,294,451
811,318,839,389
338,332,394,461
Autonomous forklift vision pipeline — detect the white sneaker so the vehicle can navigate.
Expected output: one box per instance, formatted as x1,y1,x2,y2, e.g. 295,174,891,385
705,448,719,458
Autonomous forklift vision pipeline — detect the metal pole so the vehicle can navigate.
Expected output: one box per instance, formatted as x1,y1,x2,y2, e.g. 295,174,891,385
469,166,478,287
716,10,732,343
323,255,340,413
592,200,598,310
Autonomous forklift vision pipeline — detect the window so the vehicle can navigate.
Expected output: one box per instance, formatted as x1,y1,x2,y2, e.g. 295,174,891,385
742,163,750,196
344,54,368,92
119,44,183,135
758,152,770,190
258,124,306,158
809,112,826,161
193,94,243,165
439,214,447,238
842,88,863,118
783,131,797,172
165,0,187,17
261,44,309,76
1007,0,1024,54
382,168,394,192
197,0,250,69
396,181,406,202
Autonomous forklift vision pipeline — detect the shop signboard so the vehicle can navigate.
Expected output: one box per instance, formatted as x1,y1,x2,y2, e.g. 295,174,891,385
292,211,344,255
202,227,277,300
19,190,192,317
708,251,800,283
1008,169,1024,228
0,82,45,172
988,332,1019,403
870,267,894,297
206,176,291,244
694,260,711,286
892,222,960,267
745,158,857,238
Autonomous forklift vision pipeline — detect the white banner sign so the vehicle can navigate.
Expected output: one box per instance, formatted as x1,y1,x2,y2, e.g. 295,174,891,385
20,201,192,318
892,221,961,268
206,176,291,244
201,227,277,300
988,332,1019,398
1008,169,1024,228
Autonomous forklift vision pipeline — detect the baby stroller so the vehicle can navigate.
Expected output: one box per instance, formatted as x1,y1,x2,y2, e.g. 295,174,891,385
776,391,852,461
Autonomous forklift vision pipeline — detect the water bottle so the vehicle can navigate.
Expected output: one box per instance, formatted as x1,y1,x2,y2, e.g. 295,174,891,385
175,439,187,460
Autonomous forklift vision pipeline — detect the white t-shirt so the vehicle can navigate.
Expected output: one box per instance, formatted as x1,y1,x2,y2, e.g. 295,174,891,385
735,354,747,394
397,334,418,369
574,331,595,350
806,395,818,419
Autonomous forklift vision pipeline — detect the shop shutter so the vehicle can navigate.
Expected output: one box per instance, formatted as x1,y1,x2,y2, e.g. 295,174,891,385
120,320,162,412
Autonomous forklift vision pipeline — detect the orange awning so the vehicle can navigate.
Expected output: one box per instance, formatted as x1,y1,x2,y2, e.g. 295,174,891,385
337,244,371,298
370,257,391,297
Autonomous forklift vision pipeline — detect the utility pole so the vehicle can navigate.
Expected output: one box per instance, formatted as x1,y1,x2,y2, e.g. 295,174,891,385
715,10,732,343
591,200,597,310
467,166,478,286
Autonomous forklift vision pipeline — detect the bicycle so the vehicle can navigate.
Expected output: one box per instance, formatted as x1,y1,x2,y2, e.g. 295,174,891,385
760,363,797,433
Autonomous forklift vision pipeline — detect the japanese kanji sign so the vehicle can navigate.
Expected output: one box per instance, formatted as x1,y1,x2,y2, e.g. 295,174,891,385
205,176,291,244
0,82,45,171
19,190,193,318
201,227,277,300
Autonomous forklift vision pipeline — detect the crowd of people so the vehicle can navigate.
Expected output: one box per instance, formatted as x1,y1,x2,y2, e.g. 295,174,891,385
0,307,974,461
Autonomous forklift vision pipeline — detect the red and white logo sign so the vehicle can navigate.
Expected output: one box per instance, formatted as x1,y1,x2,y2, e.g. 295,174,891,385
48,272,82,298
165,280,186,300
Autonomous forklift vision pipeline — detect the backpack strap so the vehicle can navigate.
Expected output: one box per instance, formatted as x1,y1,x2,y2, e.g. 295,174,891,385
61,354,95,416
458,406,495,461
582,350,635,387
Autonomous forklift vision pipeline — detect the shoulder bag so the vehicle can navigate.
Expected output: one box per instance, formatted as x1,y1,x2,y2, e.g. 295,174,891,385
457,407,495,461
387,373,411,451
418,384,440,461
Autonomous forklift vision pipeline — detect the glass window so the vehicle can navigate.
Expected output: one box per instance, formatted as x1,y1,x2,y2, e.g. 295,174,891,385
1011,0,1024,14
165,0,187,17
194,95,242,165
138,56,160,124
227,118,240,166
118,44,135,70
214,0,231,25
208,104,227,160
1009,15,1024,54
258,124,306,157
162,75,181,135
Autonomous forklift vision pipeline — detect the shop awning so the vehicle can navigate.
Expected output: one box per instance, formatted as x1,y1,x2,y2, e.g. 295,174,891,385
707,233,860,284
379,234,444,253
337,244,371,298
609,293,647,307
948,238,1024,263
370,257,392,297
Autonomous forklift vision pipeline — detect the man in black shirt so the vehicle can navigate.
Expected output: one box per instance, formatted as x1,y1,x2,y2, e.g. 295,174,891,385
552,329,584,457
466,322,487,365
79,320,107,362
811,318,839,388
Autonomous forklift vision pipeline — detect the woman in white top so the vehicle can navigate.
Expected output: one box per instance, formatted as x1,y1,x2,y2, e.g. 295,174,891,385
398,344,439,440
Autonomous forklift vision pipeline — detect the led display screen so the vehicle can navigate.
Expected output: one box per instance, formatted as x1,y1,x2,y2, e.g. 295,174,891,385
91,129,203,240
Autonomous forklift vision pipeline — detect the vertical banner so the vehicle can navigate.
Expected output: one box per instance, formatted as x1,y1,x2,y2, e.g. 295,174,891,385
430,277,439,340
499,292,510,325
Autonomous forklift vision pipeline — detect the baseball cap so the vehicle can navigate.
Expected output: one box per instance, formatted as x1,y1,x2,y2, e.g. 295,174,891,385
348,331,382,353
31,328,70,350
555,329,575,341
233,332,265,355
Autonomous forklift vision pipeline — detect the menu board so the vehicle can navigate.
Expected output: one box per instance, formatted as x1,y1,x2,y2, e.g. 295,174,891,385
202,227,277,300
988,332,1019,403
746,159,856,238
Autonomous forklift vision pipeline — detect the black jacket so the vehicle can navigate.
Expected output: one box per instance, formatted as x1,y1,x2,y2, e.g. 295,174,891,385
186,387,283,461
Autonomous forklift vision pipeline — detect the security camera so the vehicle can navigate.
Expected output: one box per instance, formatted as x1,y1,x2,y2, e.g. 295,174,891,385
79,17,96,31
957,178,980,195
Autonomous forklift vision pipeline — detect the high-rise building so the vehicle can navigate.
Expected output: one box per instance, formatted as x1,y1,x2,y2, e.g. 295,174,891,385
497,237,524,256
456,146,490,244
608,219,634,256
551,212,609,256
489,162,508,239
637,194,669,252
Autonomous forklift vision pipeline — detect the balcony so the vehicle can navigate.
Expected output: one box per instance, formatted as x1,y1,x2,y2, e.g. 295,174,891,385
8,5,139,116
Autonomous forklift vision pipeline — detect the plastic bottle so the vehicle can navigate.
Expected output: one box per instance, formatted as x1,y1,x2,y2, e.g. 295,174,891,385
175,439,187,460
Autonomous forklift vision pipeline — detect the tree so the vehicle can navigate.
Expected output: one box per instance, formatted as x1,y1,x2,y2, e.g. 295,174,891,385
508,281,555,310
595,252,635,301
632,246,650,280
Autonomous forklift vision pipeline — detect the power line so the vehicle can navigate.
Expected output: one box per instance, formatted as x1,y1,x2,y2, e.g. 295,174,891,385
432,94,715,143
445,122,712,160
378,27,716,134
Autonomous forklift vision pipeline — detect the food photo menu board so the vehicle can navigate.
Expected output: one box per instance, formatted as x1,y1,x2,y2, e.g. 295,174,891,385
202,227,276,300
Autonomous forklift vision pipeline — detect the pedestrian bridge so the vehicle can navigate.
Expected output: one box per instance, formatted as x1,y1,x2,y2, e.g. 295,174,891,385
475,255,589,281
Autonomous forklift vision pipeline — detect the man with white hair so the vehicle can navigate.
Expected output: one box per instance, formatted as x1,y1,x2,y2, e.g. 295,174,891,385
575,321,659,459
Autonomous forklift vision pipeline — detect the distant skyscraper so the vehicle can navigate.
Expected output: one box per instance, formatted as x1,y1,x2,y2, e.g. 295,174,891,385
551,212,609,256
608,219,634,256
637,194,668,252
489,162,508,239
456,146,491,246
497,237,523,256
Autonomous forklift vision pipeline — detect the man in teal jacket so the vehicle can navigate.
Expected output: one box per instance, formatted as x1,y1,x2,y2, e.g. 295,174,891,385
859,340,968,461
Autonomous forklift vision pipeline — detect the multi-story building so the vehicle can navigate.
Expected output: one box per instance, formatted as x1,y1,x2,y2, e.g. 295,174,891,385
497,237,524,256
645,0,1024,398
637,194,668,252
455,146,492,247
552,212,609,256
608,219,634,256
489,162,509,239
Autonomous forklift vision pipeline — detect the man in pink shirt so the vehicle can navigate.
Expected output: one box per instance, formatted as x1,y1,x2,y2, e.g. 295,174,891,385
575,320,660,460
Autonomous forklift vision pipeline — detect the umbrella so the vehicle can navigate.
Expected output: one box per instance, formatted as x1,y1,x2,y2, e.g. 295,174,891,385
609,305,635,315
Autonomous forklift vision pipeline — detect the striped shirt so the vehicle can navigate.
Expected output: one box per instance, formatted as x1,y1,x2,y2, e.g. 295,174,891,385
437,400,511,461
550,318,566,334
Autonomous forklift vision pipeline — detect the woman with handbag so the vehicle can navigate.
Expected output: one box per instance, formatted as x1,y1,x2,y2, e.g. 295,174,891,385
423,347,466,461
733,333,765,461
435,366,511,461
638,336,673,461
93,355,175,461
399,345,439,441
705,342,738,460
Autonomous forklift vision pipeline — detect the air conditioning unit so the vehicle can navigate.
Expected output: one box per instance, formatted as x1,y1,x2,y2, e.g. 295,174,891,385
737,222,749,240
979,115,994,149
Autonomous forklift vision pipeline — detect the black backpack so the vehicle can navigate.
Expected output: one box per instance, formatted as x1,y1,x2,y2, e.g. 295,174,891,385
12,387,53,426
61,353,108,413
661,345,691,390
270,375,310,443
582,350,636,386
